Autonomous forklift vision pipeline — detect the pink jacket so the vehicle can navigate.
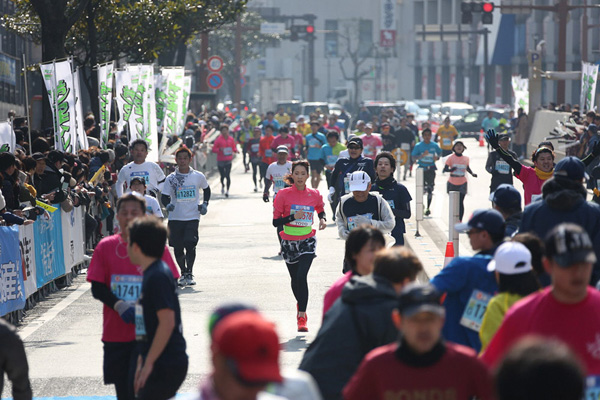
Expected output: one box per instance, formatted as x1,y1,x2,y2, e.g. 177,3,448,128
212,135,237,162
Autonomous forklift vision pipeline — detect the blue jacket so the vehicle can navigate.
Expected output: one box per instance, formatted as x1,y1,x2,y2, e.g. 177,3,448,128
371,176,412,245
330,156,375,196
430,254,497,353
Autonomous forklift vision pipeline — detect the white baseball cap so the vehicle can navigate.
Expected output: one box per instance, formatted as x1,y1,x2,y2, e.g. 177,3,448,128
289,122,297,128
348,171,371,192
487,242,533,275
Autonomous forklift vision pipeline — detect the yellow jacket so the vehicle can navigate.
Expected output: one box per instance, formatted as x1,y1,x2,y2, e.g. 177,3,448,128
479,292,523,353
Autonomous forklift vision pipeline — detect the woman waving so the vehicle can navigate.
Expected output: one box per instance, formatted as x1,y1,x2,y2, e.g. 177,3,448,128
273,160,326,332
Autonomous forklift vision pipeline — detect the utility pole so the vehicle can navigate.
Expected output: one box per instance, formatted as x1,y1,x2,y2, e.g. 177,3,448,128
234,16,242,105
198,32,209,92
306,14,316,102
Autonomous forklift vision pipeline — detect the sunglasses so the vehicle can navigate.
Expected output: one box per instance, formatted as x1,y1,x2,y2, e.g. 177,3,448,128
348,146,362,150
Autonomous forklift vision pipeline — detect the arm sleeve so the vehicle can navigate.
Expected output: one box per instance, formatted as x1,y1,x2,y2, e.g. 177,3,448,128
394,191,411,219
581,152,597,166
330,160,342,190
273,214,295,227
116,169,125,198
430,259,467,294
161,194,171,206
370,198,395,234
91,280,119,309
495,147,522,175
442,164,452,173
154,164,166,192
202,187,211,204
336,201,349,240
1,328,32,400
485,153,495,174
0,212,25,225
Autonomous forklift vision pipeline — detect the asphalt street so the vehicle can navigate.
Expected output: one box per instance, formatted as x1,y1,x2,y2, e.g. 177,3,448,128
4,140,522,398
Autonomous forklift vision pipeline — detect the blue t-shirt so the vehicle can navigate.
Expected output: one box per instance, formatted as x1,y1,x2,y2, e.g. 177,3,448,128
305,132,327,160
481,117,499,131
262,119,280,133
411,141,442,168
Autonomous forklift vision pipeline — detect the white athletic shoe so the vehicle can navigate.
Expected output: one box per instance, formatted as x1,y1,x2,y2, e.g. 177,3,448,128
221,186,225,195
225,190,229,198
178,276,187,287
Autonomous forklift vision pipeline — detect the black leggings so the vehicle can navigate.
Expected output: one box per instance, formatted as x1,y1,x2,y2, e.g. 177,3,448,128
174,244,196,275
218,162,232,190
285,254,314,312
259,162,268,186
251,161,259,186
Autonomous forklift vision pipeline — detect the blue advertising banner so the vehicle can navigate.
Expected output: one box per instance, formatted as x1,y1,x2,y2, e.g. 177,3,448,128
0,53,16,85
34,212,65,288
0,225,26,315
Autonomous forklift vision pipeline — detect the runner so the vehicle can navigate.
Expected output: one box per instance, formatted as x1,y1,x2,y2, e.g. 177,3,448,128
129,177,163,218
435,116,459,157
289,122,305,160
126,217,188,399
246,126,262,192
321,131,347,219
116,139,165,198
395,118,416,180
237,118,252,172
443,141,477,221
360,123,382,160
259,124,277,189
211,124,237,198
371,152,412,246
264,146,292,203
328,137,375,207
87,193,180,400
162,147,211,287
411,128,442,216
485,133,517,193
271,126,296,160
305,122,328,189
272,160,327,332
486,128,600,204
247,108,262,127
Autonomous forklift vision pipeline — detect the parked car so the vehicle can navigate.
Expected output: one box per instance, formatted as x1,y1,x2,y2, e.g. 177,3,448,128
301,102,330,118
454,110,507,138
276,100,302,116
440,102,474,123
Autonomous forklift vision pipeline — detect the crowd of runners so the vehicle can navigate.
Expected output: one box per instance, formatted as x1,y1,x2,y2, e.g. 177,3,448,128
3,105,600,400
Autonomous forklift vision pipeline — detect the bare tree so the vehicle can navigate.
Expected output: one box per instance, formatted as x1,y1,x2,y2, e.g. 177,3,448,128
338,23,374,112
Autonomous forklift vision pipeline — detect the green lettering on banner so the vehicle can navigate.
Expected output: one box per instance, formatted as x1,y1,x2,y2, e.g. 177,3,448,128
155,90,167,123
121,86,135,122
56,79,72,152
165,82,181,134
99,81,110,143
133,84,145,136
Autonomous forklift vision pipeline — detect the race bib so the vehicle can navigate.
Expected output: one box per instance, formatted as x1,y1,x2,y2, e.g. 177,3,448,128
111,275,142,302
364,145,374,156
442,138,452,147
222,147,233,156
452,164,467,177
422,154,434,164
326,155,338,166
495,160,510,174
348,213,373,231
309,138,320,148
401,143,411,151
585,376,600,400
131,171,149,185
176,185,196,203
387,199,395,209
344,176,350,193
531,193,543,203
460,289,492,332
291,204,314,227
274,177,285,191
135,303,146,338
265,149,273,157
251,144,260,153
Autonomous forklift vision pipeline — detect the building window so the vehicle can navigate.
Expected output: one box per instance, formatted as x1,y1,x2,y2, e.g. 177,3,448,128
325,20,338,58
358,19,373,58
414,1,424,25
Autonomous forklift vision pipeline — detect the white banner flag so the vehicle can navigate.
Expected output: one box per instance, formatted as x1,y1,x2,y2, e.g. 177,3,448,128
125,65,145,142
162,67,185,136
511,75,529,112
580,62,599,112
73,68,88,150
115,70,134,138
18,224,37,298
53,60,78,153
0,121,15,153
141,65,159,162
179,75,192,135
155,74,167,132
98,62,115,149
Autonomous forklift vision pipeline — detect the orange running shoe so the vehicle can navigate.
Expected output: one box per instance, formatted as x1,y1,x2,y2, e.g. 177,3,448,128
297,314,308,332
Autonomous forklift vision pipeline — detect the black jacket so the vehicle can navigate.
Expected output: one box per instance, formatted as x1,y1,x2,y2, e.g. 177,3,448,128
299,274,399,400
33,165,67,204
520,177,600,284
0,320,32,400
330,156,375,196
372,176,412,243
485,149,516,192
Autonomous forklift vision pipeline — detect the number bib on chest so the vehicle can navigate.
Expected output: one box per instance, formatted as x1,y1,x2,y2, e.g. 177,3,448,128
422,154,434,163
274,177,285,191
452,164,467,177
442,138,452,147
222,147,233,156
348,213,373,231
291,205,314,227
135,303,146,338
111,275,142,302
387,199,395,209
344,176,350,193
309,138,320,148
460,289,492,331
265,149,273,157
586,376,600,400
495,160,510,174
401,143,411,151
326,155,338,166
130,171,149,185
251,144,260,153
176,185,196,202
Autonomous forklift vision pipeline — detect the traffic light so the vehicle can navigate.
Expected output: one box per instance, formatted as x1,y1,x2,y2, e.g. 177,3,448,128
290,25,302,41
305,25,315,40
461,2,472,24
482,2,494,24
290,24,315,42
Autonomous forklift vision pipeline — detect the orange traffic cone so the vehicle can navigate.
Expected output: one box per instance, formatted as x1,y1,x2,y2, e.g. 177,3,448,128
479,130,485,147
443,242,455,268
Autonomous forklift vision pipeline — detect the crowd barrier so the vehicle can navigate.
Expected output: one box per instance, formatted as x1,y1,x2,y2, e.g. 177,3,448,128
0,206,86,321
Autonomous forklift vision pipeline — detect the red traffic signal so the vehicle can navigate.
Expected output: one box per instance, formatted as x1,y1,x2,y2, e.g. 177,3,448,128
306,25,315,34
482,2,494,12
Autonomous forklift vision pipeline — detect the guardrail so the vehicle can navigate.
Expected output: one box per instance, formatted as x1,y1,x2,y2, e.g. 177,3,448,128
1,206,87,323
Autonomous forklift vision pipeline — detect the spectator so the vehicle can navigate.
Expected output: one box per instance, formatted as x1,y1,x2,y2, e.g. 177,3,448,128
490,183,522,237
343,283,493,400
0,318,32,400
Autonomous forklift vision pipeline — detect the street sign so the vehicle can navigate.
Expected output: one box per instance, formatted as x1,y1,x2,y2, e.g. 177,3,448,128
240,65,247,75
380,0,397,47
501,0,532,15
207,73,223,90
240,76,247,88
207,56,224,72
260,22,286,35
380,30,396,47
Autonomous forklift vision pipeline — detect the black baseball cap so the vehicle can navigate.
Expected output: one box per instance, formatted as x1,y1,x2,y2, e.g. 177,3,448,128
129,177,145,186
47,150,64,164
455,208,506,236
32,152,46,161
398,283,445,318
347,137,363,148
498,133,510,141
490,184,521,210
554,156,586,181
545,223,596,267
